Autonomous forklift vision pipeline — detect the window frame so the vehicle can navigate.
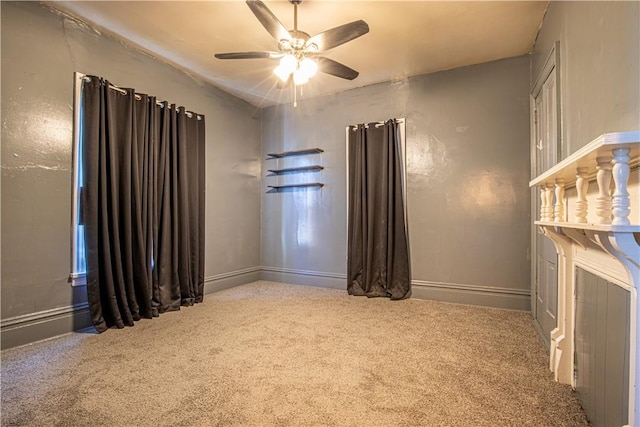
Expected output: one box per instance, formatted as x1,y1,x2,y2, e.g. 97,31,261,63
70,72,86,287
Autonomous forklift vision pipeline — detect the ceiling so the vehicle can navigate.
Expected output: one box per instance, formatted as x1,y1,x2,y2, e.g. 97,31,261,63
48,0,549,107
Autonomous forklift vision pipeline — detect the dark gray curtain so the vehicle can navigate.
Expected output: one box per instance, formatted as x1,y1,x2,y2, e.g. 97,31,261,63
347,119,411,300
82,76,205,333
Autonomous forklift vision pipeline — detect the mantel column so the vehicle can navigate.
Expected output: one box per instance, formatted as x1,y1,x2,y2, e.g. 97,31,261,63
596,156,613,224
575,167,589,223
612,148,631,226
554,179,566,222
544,186,554,221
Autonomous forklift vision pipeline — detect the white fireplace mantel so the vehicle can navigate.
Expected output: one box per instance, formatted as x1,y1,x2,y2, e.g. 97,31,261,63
529,131,640,427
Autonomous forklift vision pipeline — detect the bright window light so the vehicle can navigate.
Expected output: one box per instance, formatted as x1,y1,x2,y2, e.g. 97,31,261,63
71,72,87,286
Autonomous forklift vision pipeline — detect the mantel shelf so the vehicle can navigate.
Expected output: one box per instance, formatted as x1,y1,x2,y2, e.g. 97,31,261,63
535,221,640,234
267,165,324,174
529,131,640,188
266,148,323,158
267,182,324,190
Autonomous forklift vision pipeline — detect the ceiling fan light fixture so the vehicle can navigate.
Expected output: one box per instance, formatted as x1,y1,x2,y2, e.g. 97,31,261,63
274,54,297,81
216,0,369,90
299,57,318,78
293,69,309,86
280,54,297,72
273,65,291,82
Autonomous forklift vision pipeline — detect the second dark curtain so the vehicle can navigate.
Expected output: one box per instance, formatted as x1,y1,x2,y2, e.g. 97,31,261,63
347,120,411,300
82,76,205,332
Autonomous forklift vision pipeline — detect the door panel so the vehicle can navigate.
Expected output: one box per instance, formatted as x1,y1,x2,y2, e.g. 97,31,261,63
532,60,559,345
535,229,557,345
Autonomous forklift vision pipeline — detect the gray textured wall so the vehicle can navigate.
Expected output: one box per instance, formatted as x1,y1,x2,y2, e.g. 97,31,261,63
1,2,261,325
532,1,640,156
261,56,532,307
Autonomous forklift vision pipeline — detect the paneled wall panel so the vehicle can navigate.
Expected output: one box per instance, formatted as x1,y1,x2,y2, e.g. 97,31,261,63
575,267,630,427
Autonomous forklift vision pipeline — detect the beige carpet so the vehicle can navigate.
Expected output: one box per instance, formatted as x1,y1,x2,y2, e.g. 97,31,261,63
1,281,587,426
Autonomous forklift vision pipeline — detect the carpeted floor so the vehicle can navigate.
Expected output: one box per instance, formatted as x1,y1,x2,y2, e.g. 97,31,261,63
1,281,588,426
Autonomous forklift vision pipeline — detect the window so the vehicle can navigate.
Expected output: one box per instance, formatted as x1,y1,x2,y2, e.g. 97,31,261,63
70,72,86,286
70,72,205,289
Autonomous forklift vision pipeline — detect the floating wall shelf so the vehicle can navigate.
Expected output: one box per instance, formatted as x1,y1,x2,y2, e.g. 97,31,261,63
268,182,324,190
266,147,324,192
268,165,324,174
266,148,323,158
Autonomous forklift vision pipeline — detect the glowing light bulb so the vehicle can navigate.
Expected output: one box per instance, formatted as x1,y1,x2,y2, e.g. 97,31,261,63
273,54,297,82
293,69,309,86
299,58,318,79
280,54,297,72
274,65,290,82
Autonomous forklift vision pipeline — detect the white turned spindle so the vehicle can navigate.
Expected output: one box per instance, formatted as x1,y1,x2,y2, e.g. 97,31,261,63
596,156,613,224
575,167,589,223
544,185,554,221
612,148,632,225
554,178,566,222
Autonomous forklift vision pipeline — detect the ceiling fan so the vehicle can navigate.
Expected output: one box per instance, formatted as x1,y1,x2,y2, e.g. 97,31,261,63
214,0,369,87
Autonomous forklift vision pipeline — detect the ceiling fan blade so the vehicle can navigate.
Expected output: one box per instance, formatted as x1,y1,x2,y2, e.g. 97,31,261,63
305,20,369,52
246,0,291,44
215,51,282,60
316,57,359,80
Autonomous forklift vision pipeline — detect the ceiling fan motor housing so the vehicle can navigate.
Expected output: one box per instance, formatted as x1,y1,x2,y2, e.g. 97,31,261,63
279,30,316,56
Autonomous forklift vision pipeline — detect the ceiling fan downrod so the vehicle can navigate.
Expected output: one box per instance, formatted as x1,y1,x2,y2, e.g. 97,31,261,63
292,0,298,34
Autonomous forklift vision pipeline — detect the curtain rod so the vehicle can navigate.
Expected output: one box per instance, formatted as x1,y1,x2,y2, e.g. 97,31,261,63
81,75,202,120
348,119,404,129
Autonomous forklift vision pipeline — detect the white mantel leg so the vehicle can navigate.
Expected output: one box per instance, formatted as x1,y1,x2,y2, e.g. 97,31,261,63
596,156,613,224
540,226,575,384
612,148,632,226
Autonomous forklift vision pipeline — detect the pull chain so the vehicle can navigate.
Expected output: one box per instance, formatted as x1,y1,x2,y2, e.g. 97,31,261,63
293,82,297,107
